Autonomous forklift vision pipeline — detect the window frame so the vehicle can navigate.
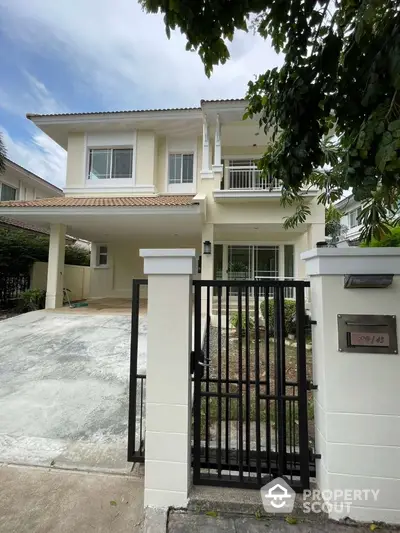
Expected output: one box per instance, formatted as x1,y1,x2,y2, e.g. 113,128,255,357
95,244,109,268
168,152,195,185
349,207,362,228
0,182,18,201
87,147,134,182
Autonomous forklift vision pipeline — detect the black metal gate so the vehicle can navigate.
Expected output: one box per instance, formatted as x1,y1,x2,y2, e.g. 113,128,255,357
192,279,315,491
127,279,147,463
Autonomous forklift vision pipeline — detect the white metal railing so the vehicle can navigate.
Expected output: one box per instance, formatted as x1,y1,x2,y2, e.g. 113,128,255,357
226,166,280,190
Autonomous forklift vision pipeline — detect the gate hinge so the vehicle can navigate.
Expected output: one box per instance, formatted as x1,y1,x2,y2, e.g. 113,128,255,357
307,380,318,391
309,449,321,461
310,319,317,325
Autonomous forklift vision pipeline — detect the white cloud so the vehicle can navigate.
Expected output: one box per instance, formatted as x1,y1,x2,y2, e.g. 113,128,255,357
0,72,66,117
0,0,281,109
2,128,66,188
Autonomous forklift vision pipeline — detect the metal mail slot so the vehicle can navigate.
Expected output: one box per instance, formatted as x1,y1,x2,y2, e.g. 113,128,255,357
337,314,398,354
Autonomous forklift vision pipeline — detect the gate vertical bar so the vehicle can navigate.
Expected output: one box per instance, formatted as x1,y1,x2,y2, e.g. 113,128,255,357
127,279,140,461
193,281,202,484
254,286,262,484
275,285,287,476
296,285,310,489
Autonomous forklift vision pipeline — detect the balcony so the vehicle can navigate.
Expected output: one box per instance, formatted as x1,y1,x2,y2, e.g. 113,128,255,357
224,166,280,191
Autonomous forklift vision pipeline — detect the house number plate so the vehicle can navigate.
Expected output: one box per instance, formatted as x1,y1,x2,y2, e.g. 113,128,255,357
350,332,390,347
337,314,398,354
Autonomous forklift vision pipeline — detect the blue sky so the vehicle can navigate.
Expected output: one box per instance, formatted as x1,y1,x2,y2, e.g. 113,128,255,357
0,0,280,188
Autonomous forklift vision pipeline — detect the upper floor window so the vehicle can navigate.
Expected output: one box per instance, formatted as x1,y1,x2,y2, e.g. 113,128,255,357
88,148,133,180
168,153,194,184
1,183,17,201
349,207,361,228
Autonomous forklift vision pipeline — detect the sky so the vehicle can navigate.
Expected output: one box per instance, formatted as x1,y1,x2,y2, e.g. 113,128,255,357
0,0,281,188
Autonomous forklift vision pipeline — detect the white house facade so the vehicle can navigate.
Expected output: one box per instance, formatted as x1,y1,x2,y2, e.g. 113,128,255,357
0,99,325,307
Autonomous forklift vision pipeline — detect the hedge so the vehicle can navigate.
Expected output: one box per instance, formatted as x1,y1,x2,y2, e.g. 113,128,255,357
259,298,297,335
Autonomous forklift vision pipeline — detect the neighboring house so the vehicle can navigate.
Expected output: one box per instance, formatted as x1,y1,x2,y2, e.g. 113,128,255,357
0,99,325,308
335,194,363,247
0,158,90,248
0,157,63,202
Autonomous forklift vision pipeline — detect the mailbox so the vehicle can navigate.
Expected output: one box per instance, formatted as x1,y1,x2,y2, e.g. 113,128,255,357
337,314,398,354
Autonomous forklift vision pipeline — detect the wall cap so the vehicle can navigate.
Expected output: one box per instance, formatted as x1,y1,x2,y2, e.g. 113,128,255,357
301,247,400,276
140,248,197,275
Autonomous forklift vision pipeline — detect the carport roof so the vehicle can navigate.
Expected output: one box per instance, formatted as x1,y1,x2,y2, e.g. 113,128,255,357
0,195,197,208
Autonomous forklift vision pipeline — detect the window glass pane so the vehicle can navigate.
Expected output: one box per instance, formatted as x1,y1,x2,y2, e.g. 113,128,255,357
182,154,194,183
98,254,108,265
214,244,223,280
112,149,133,179
89,150,111,180
1,184,17,201
284,245,294,278
99,246,107,255
168,154,182,184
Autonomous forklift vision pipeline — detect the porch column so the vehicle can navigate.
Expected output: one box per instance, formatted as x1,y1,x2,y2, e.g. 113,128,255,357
212,114,223,173
140,249,196,509
302,248,400,524
45,223,66,309
200,115,213,179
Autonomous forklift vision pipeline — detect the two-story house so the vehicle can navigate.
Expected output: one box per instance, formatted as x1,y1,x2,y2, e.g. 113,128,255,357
0,99,325,308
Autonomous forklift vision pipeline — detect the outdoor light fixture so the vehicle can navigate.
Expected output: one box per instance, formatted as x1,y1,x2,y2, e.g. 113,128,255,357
203,240,212,255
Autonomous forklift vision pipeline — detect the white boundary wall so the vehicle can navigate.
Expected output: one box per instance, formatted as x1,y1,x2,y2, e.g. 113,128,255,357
302,248,400,524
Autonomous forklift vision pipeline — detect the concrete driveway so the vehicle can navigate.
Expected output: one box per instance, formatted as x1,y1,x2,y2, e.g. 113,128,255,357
0,311,147,472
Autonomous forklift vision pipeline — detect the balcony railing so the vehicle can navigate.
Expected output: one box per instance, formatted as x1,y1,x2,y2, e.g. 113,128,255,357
224,166,280,190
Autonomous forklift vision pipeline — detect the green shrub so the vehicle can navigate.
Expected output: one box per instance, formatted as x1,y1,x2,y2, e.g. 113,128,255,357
19,289,46,312
259,298,297,336
230,311,255,335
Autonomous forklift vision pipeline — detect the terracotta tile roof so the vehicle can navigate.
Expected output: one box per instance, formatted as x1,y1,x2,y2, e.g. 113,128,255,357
0,195,197,208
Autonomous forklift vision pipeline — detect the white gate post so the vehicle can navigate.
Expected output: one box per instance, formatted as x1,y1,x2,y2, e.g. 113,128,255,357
302,247,400,524
140,249,196,509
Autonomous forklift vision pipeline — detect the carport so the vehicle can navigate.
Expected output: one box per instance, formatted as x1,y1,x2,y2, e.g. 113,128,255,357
0,309,147,472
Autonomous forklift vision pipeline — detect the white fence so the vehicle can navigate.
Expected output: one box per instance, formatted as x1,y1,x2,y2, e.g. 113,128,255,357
31,262,91,302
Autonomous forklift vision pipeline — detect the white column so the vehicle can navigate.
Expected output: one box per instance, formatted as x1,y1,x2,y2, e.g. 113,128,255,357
212,114,223,173
45,223,66,309
140,249,196,509
200,115,212,179
302,247,400,524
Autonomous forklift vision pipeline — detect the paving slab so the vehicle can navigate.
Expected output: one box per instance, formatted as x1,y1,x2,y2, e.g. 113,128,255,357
0,311,147,471
168,510,397,533
0,464,144,533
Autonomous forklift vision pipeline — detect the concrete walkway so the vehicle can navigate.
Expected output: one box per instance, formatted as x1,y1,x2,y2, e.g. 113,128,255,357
0,311,147,472
0,464,144,533
168,510,395,532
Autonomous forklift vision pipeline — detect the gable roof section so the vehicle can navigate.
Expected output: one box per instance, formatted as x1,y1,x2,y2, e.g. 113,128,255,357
0,195,197,208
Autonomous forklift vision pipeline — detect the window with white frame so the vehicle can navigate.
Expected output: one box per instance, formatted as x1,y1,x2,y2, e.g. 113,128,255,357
88,148,133,180
96,245,108,266
349,207,361,228
168,153,194,184
0,183,17,201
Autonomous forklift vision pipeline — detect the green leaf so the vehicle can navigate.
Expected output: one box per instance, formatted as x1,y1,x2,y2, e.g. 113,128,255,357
205,511,218,517
370,524,380,531
285,516,298,525
110,500,117,506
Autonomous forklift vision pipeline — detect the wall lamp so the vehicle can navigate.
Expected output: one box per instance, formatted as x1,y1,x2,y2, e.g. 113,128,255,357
203,240,212,255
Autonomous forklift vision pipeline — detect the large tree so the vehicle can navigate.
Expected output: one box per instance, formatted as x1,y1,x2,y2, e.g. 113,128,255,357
141,0,400,241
